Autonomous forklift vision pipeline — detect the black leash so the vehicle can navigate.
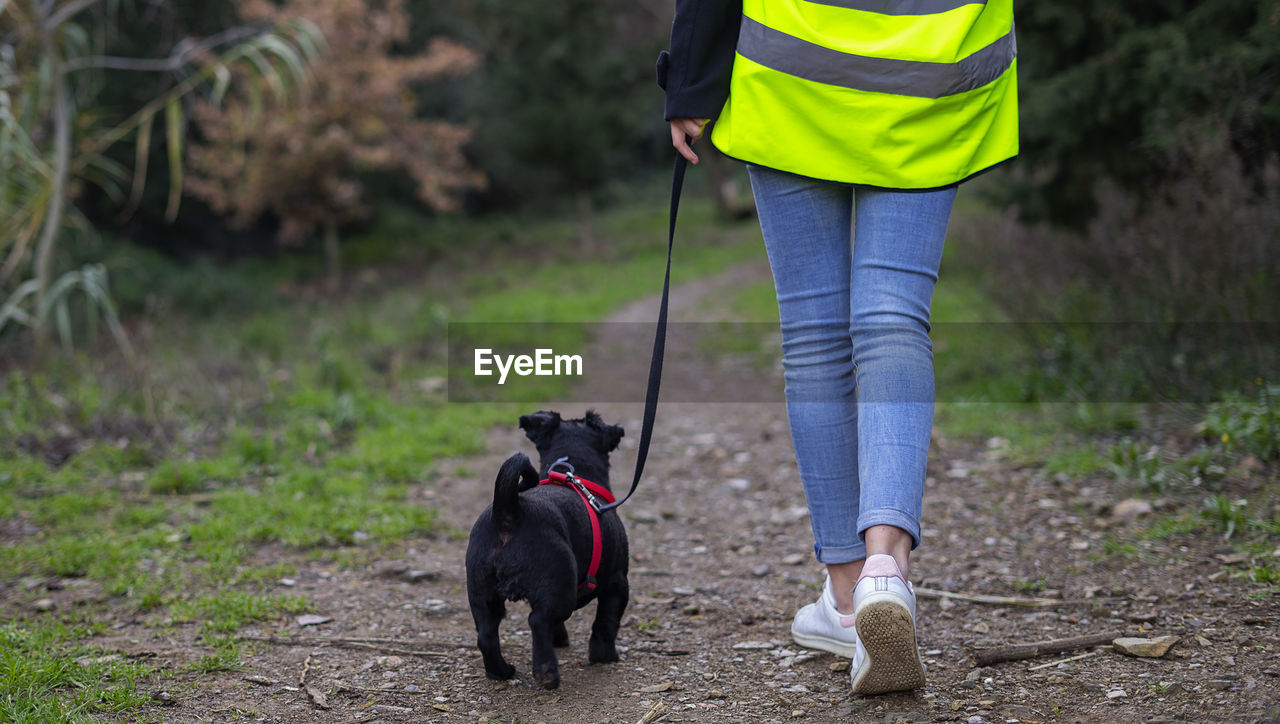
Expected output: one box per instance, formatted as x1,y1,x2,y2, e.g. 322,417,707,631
597,152,687,512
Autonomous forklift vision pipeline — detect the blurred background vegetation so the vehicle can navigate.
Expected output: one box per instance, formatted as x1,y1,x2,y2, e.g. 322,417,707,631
1,2,1277,717
1,1,1275,361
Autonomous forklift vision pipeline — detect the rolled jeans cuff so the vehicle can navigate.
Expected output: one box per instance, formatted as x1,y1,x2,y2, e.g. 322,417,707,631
813,540,868,565
858,508,922,551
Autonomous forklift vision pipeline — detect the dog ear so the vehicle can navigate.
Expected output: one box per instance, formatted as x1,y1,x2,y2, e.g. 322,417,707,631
519,410,561,446
599,423,625,453
584,410,625,452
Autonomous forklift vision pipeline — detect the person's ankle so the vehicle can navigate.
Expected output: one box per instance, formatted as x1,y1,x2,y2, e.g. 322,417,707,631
826,561,862,614
863,525,912,579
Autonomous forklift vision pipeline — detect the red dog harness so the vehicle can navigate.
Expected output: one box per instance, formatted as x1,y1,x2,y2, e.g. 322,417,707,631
538,465,616,594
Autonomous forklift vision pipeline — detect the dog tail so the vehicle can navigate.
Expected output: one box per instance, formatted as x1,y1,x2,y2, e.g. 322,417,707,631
493,452,540,535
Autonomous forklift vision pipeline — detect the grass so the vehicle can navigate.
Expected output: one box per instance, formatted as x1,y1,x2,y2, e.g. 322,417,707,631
4,185,1277,718
0,191,763,720
0,622,154,722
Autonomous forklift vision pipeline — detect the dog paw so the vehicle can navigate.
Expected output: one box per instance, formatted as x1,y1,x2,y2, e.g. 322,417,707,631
588,641,619,664
484,662,516,680
531,664,560,690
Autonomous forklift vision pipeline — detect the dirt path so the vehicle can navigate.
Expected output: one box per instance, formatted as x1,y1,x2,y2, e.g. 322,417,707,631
134,260,1278,722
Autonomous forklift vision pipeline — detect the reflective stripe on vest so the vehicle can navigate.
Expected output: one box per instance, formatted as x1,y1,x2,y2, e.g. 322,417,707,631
710,0,1018,189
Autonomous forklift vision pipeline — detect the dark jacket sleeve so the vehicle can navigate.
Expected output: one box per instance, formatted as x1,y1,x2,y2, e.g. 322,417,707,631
657,0,742,121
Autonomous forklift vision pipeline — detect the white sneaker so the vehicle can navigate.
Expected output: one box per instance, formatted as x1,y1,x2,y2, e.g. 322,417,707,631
790,575,860,658
850,554,926,695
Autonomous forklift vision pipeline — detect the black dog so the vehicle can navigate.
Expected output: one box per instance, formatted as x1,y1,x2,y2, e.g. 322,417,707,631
465,410,629,689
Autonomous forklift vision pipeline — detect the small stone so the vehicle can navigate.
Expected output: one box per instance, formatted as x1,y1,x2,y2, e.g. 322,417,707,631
672,587,696,597
781,553,805,566
296,614,332,627
1111,498,1153,522
242,675,274,686
829,660,850,672
639,681,673,693
1106,689,1127,699
1127,611,1158,623
752,564,773,577
404,569,438,583
791,710,805,717
278,578,296,587
375,656,404,668
1113,635,1179,658
726,478,751,491
373,560,409,578
733,641,772,650
151,691,177,706
1207,680,1234,691
978,699,996,706
32,598,54,612
967,716,988,724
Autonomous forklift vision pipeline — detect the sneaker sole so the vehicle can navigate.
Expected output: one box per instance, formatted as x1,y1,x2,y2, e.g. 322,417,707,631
790,626,860,659
851,594,925,695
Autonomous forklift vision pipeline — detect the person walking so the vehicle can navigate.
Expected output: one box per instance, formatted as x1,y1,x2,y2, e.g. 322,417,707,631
658,0,1018,695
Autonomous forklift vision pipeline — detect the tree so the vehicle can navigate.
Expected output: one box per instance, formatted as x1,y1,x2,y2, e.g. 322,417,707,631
184,0,482,286
460,0,664,231
0,0,318,350
1007,0,1280,224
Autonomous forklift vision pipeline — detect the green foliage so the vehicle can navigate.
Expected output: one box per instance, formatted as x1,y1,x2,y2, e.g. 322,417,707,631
185,635,245,674
459,0,664,206
0,193,761,717
0,0,320,347
1010,0,1280,223
1107,438,1168,493
0,623,152,722
171,591,309,634
1202,495,1249,540
1202,382,1280,461
0,264,132,356
1251,562,1280,586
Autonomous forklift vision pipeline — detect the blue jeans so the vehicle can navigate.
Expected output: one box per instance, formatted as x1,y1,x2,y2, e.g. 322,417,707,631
748,165,957,565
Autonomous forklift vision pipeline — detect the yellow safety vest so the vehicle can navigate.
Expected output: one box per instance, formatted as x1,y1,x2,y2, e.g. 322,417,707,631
710,0,1018,189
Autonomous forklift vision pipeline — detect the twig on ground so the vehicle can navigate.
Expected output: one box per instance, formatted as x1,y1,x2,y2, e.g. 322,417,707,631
975,632,1123,666
1027,649,1101,671
636,701,668,724
238,634,449,658
915,586,1068,607
300,653,330,710
333,680,437,696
